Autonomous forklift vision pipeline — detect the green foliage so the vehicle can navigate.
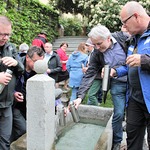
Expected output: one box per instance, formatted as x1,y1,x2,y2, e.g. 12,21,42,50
82,91,113,108
59,17,82,36
49,0,150,34
0,0,59,49
100,91,113,108
76,0,150,32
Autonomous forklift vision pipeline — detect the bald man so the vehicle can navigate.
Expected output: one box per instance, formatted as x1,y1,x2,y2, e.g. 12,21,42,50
112,1,150,150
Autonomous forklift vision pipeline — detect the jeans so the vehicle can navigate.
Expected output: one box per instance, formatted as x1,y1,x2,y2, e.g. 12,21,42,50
70,87,78,101
110,79,126,144
0,107,12,150
87,79,102,106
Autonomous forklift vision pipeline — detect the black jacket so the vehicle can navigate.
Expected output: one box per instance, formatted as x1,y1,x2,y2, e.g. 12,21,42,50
77,49,104,99
47,51,62,82
0,42,24,108
14,56,36,119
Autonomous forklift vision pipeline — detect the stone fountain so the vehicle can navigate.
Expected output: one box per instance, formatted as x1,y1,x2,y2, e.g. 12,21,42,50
10,60,114,150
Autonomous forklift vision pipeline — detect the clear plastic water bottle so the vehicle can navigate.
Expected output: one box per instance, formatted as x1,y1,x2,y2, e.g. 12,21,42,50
0,69,13,94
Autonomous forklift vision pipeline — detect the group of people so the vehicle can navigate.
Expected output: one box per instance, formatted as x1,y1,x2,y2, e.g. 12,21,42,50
0,16,69,150
70,1,150,150
0,1,150,150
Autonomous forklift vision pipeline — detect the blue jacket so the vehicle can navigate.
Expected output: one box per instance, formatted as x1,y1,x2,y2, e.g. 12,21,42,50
116,23,150,112
67,51,88,87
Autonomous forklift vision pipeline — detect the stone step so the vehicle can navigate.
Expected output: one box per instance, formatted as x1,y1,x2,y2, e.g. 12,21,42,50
52,36,88,54
54,36,87,41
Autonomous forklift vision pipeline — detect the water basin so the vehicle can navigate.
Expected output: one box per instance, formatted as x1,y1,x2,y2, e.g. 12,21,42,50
56,122,105,150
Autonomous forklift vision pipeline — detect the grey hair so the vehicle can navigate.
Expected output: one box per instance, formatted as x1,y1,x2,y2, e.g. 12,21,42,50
88,24,111,40
27,46,44,58
19,43,29,52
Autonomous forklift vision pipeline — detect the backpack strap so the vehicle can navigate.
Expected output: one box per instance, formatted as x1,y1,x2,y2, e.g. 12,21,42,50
112,31,129,55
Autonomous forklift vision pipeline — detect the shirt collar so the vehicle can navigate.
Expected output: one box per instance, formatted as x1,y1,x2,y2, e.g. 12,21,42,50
110,36,117,49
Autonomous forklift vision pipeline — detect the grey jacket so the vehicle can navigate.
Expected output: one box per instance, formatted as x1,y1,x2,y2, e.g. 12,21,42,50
0,42,24,108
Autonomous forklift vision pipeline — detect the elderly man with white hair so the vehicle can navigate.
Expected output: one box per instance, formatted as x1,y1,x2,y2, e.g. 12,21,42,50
18,43,29,57
73,24,129,150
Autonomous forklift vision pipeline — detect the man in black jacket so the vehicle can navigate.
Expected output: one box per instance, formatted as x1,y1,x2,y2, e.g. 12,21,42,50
76,30,129,104
0,16,24,150
44,42,62,84
73,25,129,150
77,48,104,101
11,46,44,142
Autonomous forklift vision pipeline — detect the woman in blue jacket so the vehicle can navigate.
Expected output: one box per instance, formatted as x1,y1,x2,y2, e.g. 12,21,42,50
67,42,88,101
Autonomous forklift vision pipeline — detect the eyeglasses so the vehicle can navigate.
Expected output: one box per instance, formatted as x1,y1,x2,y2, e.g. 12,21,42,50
121,14,135,25
0,33,11,38
28,56,37,62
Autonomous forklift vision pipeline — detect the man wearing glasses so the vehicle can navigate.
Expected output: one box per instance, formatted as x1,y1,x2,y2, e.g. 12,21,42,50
0,16,24,150
12,46,44,142
112,1,150,150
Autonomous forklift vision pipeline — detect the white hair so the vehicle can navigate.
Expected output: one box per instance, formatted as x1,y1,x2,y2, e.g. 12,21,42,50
19,43,29,53
88,24,111,40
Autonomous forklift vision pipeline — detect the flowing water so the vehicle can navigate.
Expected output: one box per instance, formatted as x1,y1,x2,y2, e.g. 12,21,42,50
56,122,105,150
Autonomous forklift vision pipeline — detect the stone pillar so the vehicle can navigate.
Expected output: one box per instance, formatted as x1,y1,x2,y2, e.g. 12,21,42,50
26,60,55,150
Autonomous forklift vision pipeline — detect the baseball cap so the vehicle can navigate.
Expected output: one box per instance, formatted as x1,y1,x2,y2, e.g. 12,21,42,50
40,30,47,36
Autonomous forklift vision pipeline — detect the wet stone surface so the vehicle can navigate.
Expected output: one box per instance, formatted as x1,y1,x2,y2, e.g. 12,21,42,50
56,123,105,150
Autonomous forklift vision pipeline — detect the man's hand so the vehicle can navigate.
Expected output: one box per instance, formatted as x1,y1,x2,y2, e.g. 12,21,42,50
101,67,117,78
46,69,51,74
82,66,88,73
126,54,141,67
110,68,117,77
2,57,18,67
0,71,12,85
101,67,104,78
73,98,82,109
14,92,24,102
64,98,82,117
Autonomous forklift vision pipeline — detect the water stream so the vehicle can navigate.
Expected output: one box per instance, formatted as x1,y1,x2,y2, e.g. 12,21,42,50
56,123,105,150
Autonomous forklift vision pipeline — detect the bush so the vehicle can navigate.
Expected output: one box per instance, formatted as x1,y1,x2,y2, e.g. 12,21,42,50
82,91,113,108
59,17,83,36
0,0,59,48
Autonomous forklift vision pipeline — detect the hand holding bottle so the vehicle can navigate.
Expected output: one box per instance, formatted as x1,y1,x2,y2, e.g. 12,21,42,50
0,69,12,94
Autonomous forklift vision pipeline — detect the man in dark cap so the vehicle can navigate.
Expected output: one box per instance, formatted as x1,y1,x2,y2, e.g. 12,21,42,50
32,30,48,52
